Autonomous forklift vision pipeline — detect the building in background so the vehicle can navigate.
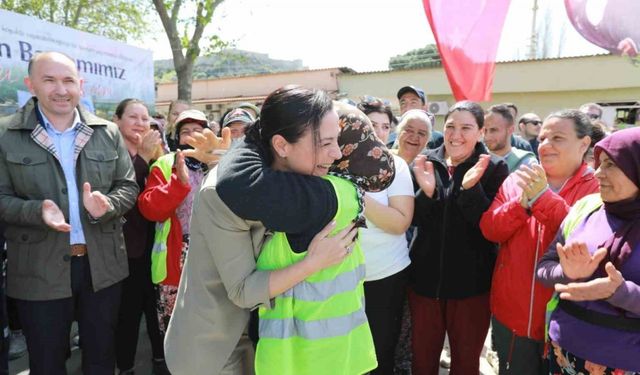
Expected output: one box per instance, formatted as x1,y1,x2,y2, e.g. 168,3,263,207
155,67,353,121
155,54,639,130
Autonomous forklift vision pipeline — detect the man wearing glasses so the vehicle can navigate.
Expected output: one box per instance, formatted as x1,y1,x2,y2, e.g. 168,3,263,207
517,113,543,158
579,102,603,120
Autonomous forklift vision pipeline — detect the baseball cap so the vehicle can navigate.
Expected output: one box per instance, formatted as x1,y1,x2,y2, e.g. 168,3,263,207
236,102,260,116
397,86,426,104
174,109,208,127
222,108,255,128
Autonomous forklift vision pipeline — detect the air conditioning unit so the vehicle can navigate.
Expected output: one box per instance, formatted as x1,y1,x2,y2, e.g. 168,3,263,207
428,101,449,115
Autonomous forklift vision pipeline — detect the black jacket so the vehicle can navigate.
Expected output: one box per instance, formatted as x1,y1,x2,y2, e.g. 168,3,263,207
410,142,508,299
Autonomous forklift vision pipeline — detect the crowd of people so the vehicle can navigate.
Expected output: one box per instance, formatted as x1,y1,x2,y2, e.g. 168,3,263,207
0,50,638,375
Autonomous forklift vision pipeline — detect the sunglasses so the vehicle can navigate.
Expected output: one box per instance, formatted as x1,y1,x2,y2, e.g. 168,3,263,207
524,120,542,126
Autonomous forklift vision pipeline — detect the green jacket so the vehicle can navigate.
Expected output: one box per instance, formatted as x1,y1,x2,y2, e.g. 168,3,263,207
0,98,138,301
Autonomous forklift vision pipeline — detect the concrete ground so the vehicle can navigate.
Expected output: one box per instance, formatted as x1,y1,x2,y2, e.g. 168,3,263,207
9,322,154,375
8,320,497,375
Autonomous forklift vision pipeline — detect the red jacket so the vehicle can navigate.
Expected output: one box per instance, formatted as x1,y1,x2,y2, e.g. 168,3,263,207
138,165,191,286
479,163,599,340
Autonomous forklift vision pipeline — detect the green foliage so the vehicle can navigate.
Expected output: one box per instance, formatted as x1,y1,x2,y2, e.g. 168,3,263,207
154,49,304,83
0,0,150,42
389,44,442,70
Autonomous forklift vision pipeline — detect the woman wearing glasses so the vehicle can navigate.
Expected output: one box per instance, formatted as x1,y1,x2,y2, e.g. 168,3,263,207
479,110,599,374
395,109,432,165
357,98,415,374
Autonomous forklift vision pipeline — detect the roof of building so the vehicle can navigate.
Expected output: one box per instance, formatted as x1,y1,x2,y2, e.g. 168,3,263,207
156,95,268,106
345,52,612,75
157,67,356,86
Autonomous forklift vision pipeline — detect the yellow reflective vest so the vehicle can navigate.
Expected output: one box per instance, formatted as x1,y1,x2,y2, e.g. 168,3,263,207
255,175,377,375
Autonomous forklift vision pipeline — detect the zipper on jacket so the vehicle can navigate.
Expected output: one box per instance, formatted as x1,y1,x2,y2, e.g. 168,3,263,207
527,223,542,337
506,328,517,370
436,183,451,299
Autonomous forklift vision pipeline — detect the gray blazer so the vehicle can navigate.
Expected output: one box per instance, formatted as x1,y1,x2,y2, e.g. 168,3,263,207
164,168,271,375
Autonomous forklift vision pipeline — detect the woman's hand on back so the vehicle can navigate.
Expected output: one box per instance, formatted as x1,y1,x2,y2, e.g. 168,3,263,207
303,221,358,272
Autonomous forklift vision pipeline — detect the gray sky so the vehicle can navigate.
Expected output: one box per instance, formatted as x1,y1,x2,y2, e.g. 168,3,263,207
137,0,605,72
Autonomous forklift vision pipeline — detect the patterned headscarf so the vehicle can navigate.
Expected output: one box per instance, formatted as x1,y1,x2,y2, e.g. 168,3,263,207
330,101,396,227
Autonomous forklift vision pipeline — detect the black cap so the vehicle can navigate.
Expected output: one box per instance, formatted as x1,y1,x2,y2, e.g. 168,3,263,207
397,86,426,104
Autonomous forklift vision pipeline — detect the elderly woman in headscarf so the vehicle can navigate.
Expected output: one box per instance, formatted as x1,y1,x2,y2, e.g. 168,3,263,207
537,126,640,374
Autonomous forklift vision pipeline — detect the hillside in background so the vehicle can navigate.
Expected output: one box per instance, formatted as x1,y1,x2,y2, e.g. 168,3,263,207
155,49,306,82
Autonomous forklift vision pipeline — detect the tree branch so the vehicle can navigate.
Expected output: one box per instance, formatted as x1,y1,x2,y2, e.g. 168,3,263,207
62,0,71,25
153,0,185,69
48,0,56,22
187,0,222,62
71,0,86,27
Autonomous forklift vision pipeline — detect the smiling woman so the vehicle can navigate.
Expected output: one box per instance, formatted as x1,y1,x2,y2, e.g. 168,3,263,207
396,109,431,165
163,87,395,375
537,127,640,373
479,108,599,374
410,101,509,374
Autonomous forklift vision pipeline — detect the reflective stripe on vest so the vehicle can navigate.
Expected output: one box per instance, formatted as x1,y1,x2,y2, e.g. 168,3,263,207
255,174,377,375
279,263,366,302
544,193,603,341
260,300,368,340
149,153,175,284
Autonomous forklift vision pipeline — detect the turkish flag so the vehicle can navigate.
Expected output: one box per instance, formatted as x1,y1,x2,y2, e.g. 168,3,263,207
422,0,511,101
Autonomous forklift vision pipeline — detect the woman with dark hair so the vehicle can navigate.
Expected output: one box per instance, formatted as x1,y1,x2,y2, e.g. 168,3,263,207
537,126,640,373
164,87,394,375
112,99,167,375
410,101,509,374
585,120,608,168
250,88,381,375
480,109,598,374
357,97,414,375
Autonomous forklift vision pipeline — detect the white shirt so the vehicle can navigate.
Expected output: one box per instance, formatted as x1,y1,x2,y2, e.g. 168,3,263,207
360,155,414,281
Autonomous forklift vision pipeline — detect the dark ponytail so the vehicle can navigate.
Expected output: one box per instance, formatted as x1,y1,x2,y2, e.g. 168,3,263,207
248,86,333,163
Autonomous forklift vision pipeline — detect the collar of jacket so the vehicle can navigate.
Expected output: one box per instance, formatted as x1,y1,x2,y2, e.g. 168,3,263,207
6,97,110,130
558,162,596,195
423,141,491,171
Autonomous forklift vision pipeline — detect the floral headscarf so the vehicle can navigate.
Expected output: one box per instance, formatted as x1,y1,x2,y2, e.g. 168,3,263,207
330,101,396,227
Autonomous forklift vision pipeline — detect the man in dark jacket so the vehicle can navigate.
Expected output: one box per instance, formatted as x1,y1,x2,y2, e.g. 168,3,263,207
0,51,137,375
